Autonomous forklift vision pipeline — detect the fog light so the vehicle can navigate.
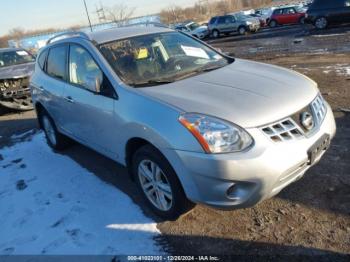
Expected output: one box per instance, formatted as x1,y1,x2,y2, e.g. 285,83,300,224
226,182,255,203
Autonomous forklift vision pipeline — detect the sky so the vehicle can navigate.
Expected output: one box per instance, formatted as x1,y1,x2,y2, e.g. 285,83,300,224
0,0,194,36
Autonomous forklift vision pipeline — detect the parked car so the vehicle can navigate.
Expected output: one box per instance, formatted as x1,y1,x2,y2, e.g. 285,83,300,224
31,27,336,220
0,48,35,110
209,14,260,38
249,13,267,27
305,0,350,29
175,21,209,40
269,6,306,27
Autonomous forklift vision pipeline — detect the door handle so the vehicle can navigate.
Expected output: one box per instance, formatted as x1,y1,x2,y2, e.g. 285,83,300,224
65,96,75,103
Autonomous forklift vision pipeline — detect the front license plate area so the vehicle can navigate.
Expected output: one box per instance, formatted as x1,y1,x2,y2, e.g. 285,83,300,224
307,134,331,165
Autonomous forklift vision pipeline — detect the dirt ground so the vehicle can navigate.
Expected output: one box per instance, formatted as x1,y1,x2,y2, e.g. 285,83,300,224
0,25,349,260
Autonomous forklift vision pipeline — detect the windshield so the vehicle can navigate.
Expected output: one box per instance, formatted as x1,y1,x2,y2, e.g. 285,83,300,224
188,23,200,31
0,50,35,68
99,32,232,87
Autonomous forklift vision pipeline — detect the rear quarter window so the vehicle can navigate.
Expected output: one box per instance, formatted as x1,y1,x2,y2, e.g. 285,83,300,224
37,49,48,71
209,17,217,24
47,45,67,81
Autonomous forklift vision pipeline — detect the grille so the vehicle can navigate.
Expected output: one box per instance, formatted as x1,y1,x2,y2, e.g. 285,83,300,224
261,94,327,143
261,118,303,142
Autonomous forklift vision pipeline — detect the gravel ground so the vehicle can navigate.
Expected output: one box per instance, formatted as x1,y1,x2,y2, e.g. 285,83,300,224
0,24,349,260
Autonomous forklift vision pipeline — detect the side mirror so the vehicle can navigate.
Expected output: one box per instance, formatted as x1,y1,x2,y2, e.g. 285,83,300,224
85,74,102,93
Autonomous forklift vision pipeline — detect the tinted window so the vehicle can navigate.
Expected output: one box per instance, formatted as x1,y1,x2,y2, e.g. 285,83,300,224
47,45,67,80
38,49,48,70
209,17,217,24
283,8,296,14
69,44,103,92
217,17,226,24
273,9,283,15
312,0,344,8
0,49,35,68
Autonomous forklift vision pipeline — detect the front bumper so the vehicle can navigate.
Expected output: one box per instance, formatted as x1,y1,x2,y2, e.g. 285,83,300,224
164,103,336,210
248,24,261,32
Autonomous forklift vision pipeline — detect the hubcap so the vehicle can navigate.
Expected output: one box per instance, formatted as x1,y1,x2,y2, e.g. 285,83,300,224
138,160,173,211
316,18,327,29
42,116,57,146
239,28,246,34
213,31,218,38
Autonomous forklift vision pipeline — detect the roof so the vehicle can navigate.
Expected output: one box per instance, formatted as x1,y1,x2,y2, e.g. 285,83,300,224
0,48,25,52
88,26,174,44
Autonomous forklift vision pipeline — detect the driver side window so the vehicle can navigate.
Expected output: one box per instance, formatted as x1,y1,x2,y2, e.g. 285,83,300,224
69,44,103,92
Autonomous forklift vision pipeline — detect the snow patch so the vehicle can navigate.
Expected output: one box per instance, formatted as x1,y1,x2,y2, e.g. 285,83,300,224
0,133,162,255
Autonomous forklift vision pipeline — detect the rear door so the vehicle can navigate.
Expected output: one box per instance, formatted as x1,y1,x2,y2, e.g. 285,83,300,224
44,44,71,129
282,7,298,24
62,43,118,157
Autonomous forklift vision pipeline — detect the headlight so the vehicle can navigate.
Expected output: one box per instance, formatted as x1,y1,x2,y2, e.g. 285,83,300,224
179,113,253,154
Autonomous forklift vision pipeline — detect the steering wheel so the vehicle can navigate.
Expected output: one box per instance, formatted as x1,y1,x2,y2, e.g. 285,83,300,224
165,57,188,71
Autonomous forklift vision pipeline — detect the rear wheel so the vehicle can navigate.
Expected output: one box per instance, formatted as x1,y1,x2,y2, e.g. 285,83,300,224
314,17,328,29
269,20,277,28
212,29,220,38
132,145,194,220
39,110,71,150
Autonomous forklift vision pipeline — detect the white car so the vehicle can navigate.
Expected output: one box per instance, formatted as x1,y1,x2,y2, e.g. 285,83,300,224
175,22,209,39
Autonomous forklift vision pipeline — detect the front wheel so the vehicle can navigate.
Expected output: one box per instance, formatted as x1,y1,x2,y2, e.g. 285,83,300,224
269,20,277,28
314,17,328,29
132,145,195,220
212,30,220,38
238,26,247,35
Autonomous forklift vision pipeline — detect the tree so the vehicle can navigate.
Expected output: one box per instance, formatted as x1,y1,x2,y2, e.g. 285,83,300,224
104,4,136,26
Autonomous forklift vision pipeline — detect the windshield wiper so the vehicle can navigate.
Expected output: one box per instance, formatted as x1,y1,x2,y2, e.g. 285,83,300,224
130,79,174,87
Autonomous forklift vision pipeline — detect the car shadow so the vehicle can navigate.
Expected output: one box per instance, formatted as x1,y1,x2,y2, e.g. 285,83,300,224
157,234,350,260
276,113,350,217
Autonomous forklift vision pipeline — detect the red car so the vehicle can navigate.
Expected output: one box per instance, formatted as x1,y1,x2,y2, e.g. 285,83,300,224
269,6,306,27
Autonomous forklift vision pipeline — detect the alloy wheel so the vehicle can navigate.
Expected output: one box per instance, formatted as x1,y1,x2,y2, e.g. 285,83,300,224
42,116,57,146
315,17,327,29
138,159,173,211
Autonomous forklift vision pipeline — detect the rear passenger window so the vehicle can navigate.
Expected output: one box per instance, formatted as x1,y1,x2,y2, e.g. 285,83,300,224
218,17,226,24
273,9,283,15
47,45,67,80
37,49,48,71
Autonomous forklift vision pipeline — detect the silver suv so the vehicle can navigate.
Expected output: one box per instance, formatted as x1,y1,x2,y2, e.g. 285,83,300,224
30,27,336,220
208,14,261,38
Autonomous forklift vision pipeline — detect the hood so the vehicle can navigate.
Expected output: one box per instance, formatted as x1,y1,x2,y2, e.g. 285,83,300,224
139,59,319,128
192,25,208,34
0,62,35,80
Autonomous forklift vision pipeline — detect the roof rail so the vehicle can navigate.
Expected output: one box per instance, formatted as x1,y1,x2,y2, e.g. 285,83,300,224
46,31,91,45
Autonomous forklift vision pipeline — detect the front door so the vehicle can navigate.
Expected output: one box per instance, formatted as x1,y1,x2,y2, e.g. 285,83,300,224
62,44,118,157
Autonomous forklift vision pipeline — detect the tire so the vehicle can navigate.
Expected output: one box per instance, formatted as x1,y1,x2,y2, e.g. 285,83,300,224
314,17,328,30
212,29,220,38
39,110,71,150
132,145,195,220
269,20,277,28
238,26,247,35
299,17,305,24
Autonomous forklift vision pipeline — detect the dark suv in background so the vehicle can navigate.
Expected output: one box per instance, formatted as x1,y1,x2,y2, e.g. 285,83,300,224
306,0,350,29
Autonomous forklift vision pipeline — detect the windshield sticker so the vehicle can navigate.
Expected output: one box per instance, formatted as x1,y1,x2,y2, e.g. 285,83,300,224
181,45,209,59
16,51,29,56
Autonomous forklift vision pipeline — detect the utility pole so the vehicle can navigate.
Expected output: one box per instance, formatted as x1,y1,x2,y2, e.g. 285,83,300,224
83,0,93,32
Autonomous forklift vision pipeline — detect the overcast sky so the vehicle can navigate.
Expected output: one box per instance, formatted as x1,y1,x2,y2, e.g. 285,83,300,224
0,0,194,36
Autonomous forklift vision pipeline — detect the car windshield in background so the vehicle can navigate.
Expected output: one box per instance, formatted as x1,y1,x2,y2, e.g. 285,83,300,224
0,50,35,68
99,32,231,87
188,23,200,31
